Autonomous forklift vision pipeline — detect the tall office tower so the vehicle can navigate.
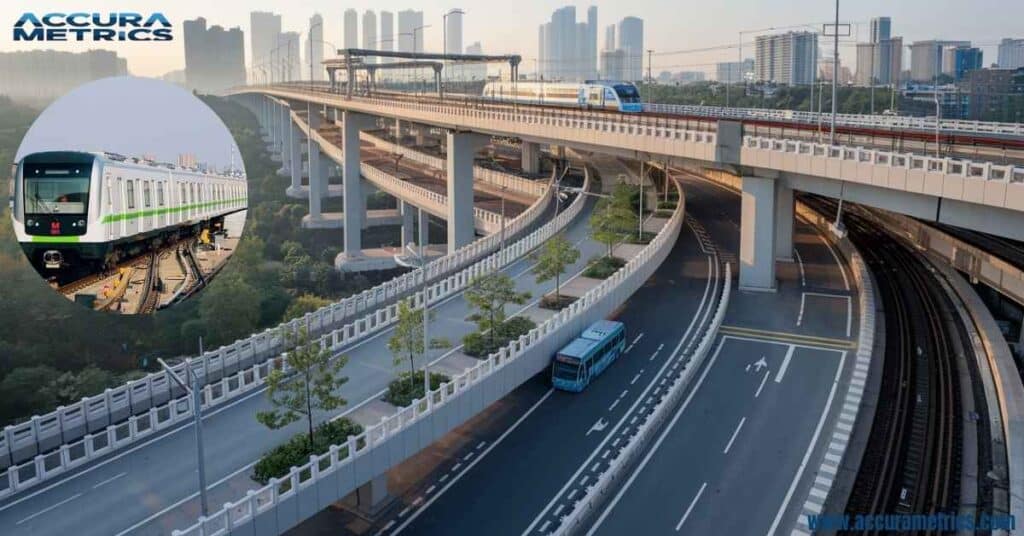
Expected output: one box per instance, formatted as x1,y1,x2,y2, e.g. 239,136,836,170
604,24,615,52
715,59,754,83
997,38,1024,68
585,7,598,80
617,17,644,82
445,9,463,54
538,24,547,78
398,10,425,53
600,49,626,80
910,40,970,82
754,31,818,85
870,17,891,43
307,14,324,80
380,11,394,54
363,10,377,64
942,45,982,80
250,11,281,81
343,9,358,49
277,31,301,81
183,17,246,92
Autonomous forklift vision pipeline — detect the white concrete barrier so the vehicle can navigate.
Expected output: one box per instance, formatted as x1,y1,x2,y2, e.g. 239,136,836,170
171,161,686,536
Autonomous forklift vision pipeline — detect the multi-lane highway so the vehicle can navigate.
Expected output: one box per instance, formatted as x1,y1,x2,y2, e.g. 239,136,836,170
320,167,860,536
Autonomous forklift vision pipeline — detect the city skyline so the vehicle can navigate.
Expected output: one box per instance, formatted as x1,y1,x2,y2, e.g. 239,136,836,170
1,1,1021,79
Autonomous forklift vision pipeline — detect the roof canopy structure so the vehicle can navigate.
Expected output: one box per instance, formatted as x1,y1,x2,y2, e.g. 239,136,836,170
325,49,522,98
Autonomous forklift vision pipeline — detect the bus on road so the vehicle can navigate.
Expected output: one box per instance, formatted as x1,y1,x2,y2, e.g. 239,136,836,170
551,320,626,392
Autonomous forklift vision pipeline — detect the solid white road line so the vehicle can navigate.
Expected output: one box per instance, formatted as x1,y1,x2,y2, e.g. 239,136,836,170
797,293,806,326
754,370,770,398
765,350,847,536
16,493,82,525
586,339,728,536
817,234,850,291
774,346,796,384
525,254,718,536
723,417,746,454
674,482,707,531
391,388,555,535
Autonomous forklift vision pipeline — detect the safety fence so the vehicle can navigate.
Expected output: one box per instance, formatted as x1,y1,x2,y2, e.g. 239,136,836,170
0,109,560,498
171,161,685,536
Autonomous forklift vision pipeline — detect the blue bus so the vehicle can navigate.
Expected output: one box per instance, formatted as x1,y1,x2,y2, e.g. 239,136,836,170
551,320,627,392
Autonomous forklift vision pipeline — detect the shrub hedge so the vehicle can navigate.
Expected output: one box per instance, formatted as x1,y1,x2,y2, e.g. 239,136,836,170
252,418,363,485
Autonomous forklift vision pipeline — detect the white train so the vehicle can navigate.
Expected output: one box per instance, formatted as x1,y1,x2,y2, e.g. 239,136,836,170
481,80,643,112
12,151,248,272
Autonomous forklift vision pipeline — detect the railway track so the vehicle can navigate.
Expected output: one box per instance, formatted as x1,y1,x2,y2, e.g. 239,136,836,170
801,196,962,533
136,251,162,315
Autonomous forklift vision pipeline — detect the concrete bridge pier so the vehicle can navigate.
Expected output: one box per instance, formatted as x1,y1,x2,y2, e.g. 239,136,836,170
521,141,542,174
446,130,489,253
286,122,303,197
260,96,271,142
739,174,787,292
307,136,323,221
419,208,430,250
277,105,292,177
338,111,379,262
775,181,794,262
400,200,416,247
276,102,289,171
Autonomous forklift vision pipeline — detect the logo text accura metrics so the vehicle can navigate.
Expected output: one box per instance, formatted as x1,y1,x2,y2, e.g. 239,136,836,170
13,13,174,42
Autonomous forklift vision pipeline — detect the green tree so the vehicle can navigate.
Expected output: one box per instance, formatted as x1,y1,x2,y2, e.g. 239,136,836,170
533,233,580,304
387,299,450,391
465,273,532,348
283,294,332,322
0,366,60,422
257,329,348,444
198,274,261,346
590,184,638,258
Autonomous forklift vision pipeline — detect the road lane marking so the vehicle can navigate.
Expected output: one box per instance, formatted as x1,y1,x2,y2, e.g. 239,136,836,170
91,471,127,490
675,482,707,531
527,253,719,536
608,399,620,411
425,485,436,495
718,327,855,350
797,293,806,326
774,346,796,383
586,418,609,436
451,462,462,472
586,338,727,535
766,350,847,536
391,389,554,534
16,492,82,525
629,372,641,385
554,504,565,516
755,370,770,398
817,233,850,291
540,520,551,533
723,417,746,454
794,248,806,287
631,333,644,345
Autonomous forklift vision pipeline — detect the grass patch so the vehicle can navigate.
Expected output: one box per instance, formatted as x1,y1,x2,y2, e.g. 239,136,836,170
252,418,363,485
626,231,658,245
462,316,537,358
583,256,626,279
383,370,451,407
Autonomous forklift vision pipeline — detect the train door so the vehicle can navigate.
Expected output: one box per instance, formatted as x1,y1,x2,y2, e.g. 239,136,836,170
157,181,166,229
104,174,116,241
142,180,153,233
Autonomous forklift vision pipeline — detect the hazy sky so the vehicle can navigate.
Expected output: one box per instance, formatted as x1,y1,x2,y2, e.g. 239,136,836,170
16,77,242,169
2,1,1022,77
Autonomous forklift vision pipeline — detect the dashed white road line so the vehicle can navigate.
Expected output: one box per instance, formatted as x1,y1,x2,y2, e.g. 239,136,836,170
774,345,796,384
16,493,82,525
674,482,707,531
91,471,127,490
723,417,746,454
755,369,770,398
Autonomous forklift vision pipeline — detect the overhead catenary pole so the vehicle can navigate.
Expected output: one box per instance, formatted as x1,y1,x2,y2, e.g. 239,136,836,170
829,0,839,145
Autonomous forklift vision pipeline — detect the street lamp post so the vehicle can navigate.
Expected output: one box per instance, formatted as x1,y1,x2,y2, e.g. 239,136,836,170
158,345,209,517
829,0,840,145
393,243,431,397
412,24,431,55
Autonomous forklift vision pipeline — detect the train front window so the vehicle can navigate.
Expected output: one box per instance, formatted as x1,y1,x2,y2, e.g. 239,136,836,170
23,163,90,214
613,84,641,103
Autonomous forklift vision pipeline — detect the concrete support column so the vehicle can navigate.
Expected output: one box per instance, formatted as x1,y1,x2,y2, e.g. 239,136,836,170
307,143,322,220
418,207,430,248
774,181,794,262
287,123,302,195
739,175,778,292
446,131,488,253
400,200,416,247
353,473,390,514
340,111,377,259
414,127,426,147
521,141,541,174
277,103,289,170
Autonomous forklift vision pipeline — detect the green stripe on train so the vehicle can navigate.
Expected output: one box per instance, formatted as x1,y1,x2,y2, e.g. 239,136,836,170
31,236,81,243
99,198,248,224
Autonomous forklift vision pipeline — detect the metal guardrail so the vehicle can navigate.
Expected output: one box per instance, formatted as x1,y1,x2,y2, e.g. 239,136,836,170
172,161,685,536
0,124,560,499
644,102,1024,137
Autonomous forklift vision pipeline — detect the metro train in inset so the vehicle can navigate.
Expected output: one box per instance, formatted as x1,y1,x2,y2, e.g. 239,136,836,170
481,80,643,112
12,151,248,273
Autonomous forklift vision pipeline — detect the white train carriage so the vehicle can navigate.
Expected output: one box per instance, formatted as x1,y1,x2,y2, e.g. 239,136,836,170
481,80,643,113
12,151,248,271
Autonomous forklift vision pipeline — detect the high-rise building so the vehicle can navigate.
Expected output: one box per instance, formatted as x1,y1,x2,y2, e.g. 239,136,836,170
870,17,891,43
600,49,627,80
183,17,245,92
942,46,983,80
604,24,615,52
617,17,643,82
307,14,324,81
957,67,1024,120
343,9,358,49
178,153,198,168
445,9,463,54
363,10,377,63
380,11,394,55
0,50,128,102
716,59,754,83
537,6,600,82
855,17,903,87
755,31,818,85
910,40,970,82
998,38,1024,69
250,11,281,81
277,31,301,81
398,10,424,53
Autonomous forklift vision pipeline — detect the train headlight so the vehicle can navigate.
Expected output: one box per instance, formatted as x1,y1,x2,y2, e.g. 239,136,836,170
77,219,86,228
26,218,35,227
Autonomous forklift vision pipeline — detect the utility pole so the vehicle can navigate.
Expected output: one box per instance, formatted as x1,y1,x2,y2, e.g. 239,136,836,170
829,0,840,145
646,49,653,104
158,340,209,517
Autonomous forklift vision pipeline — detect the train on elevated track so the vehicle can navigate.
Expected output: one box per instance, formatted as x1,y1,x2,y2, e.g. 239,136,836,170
482,80,643,113
12,150,247,274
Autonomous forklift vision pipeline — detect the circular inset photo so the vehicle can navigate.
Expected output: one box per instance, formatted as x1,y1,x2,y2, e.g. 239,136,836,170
11,77,249,314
